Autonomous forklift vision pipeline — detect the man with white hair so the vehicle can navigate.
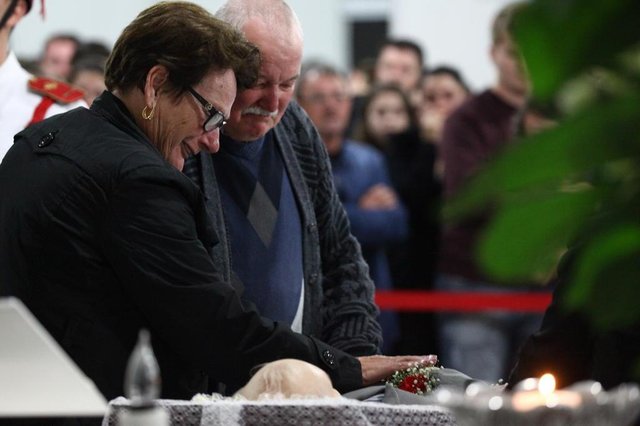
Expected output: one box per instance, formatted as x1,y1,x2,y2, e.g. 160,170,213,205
0,0,85,160
183,0,396,393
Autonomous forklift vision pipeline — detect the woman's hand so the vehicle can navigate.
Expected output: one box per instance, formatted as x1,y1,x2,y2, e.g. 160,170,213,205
357,354,438,386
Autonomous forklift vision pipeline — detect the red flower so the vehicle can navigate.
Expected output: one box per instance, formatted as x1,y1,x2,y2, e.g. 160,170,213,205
387,365,439,395
398,374,427,393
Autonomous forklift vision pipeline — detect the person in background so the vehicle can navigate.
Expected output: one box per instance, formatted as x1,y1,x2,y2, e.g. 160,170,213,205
38,33,80,81
345,39,426,139
512,98,557,137
418,65,471,178
373,39,425,107
355,83,415,151
347,57,374,98
1,1,434,401
297,62,408,354
0,0,85,160
69,41,111,106
436,1,542,383
69,56,106,106
356,83,442,356
73,40,111,63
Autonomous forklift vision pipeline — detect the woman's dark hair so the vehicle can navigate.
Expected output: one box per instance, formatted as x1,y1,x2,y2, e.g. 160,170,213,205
72,41,111,67
105,1,260,98
424,65,471,95
69,54,107,86
354,83,419,149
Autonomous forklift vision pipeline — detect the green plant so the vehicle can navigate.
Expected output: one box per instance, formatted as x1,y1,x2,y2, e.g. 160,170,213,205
444,0,640,330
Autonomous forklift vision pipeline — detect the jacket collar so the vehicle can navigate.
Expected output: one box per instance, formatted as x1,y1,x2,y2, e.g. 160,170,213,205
91,91,155,150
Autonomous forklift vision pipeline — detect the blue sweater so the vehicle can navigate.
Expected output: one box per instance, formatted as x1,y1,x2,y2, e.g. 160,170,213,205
329,140,408,289
213,133,304,330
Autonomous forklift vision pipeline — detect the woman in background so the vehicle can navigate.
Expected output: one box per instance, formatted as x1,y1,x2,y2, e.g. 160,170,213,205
418,66,471,177
356,83,440,355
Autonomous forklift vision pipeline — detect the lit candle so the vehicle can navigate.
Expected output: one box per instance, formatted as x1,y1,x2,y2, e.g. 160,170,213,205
539,373,555,402
512,373,582,411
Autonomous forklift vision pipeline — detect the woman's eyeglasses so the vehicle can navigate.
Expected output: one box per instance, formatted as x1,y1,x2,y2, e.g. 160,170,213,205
188,87,227,132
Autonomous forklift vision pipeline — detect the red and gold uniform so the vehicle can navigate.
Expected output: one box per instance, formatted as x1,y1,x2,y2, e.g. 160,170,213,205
0,51,85,159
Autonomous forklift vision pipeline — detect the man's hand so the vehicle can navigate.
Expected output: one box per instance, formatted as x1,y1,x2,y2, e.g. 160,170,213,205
357,354,438,386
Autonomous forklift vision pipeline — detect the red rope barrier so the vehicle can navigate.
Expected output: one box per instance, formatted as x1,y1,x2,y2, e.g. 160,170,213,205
375,290,553,313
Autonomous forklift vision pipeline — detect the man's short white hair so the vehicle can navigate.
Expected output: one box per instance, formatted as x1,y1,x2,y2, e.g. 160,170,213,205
216,0,304,42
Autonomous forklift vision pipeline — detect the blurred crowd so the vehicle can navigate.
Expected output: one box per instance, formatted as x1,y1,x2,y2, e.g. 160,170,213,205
20,33,110,106
8,1,555,384
293,1,555,383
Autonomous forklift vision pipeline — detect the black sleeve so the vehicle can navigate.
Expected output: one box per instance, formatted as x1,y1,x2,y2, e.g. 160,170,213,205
99,165,362,392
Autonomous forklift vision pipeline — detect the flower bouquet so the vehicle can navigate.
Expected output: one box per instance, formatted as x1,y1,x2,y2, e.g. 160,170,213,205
386,364,440,395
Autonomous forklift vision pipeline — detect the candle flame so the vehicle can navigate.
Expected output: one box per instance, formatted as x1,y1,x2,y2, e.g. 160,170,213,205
538,373,556,396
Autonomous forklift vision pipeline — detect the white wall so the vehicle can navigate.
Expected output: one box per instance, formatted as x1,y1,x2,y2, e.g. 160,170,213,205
390,0,516,91
12,1,178,58
11,0,347,68
11,0,516,91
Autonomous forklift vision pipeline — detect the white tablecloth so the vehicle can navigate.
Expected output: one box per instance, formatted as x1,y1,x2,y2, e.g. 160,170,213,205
103,397,457,426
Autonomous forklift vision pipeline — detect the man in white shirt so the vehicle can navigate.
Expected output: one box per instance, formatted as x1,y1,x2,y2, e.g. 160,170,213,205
0,0,85,160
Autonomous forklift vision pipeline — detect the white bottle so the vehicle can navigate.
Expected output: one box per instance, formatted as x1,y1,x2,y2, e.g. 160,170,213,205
118,329,170,426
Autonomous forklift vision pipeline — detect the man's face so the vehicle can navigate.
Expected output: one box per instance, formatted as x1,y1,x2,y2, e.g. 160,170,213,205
298,73,351,151
374,46,422,92
491,36,529,98
40,39,76,80
222,18,302,142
